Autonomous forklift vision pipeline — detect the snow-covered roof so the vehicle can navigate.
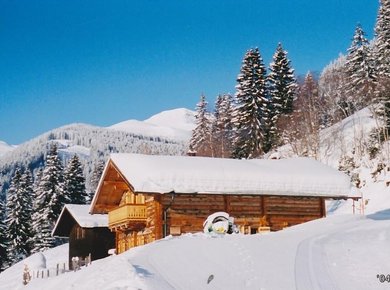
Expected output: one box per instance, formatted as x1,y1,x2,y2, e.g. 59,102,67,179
52,204,108,237
91,154,355,214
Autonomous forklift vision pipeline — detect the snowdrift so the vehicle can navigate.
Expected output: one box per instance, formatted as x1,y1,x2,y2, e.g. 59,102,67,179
1,213,390,290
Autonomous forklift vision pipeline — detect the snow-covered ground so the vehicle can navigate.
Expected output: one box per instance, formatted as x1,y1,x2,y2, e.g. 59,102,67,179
1,212,390,290
109,108,195,141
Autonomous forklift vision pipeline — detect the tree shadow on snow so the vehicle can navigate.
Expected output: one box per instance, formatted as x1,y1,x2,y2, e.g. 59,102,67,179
367,209,390,220
133,265,153,278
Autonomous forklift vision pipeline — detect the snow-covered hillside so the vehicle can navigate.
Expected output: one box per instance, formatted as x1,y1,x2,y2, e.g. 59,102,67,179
0,141,15,157
109,108,195,141
1,213,390,290
0,109,194,195
319,107,379,168
274,106,390,215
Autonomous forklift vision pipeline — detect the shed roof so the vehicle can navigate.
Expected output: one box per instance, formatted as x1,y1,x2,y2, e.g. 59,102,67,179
90,154,356,214
52,204,108,237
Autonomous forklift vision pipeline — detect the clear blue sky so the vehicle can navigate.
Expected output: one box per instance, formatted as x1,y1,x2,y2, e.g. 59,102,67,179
0,0,378,144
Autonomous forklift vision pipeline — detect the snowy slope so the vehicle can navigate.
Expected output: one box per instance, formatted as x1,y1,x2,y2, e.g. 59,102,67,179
319,107,378,167
273,106,390,215
144,108,195,132
1,213,390,290
0,141,16,157
0,244,68,290
109,108,195,141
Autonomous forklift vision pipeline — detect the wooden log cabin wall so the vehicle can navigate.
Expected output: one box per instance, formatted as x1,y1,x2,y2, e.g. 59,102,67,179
90,154,356,255
112,191,326,254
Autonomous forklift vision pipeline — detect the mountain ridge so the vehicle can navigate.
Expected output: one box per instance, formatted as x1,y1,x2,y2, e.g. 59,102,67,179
0,108,195,195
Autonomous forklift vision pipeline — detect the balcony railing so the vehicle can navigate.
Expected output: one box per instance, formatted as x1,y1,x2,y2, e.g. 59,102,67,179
108,204,146,230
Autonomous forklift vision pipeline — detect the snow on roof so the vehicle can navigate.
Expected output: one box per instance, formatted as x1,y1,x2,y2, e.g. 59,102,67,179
107,153,354,198
53,204,108,237
65,204,108,227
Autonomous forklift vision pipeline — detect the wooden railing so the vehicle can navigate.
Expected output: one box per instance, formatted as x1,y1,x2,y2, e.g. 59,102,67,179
108,204,146,229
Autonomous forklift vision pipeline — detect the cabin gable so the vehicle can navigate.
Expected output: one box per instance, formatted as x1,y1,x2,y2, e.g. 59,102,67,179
52,204,115,269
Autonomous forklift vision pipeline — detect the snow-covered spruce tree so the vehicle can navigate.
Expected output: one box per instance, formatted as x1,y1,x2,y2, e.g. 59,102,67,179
374,0,390,79
64,155,87,204
373,0,390,146
189,94,213,156
5,168,34,264
344,24,376,114
0,199,8,271
32,143,65,252
268,43,297,116
89,159,105,201
212,94,234,158
268,43,298,146
19,169,34,253
232,48,268,158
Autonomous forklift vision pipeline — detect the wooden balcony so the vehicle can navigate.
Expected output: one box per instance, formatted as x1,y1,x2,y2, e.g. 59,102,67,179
108,204,147,231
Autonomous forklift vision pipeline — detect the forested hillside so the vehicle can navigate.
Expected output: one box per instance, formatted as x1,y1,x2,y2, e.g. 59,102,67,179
0,118,191,196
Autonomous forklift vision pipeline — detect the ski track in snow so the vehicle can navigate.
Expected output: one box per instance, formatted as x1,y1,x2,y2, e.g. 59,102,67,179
295,235,339,290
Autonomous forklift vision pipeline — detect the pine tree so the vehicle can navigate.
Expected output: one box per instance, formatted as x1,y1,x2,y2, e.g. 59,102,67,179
89,160,105,202
375,0,390,79
268,43,298,146
5,168,34,264
345,24,376,114
0,199,8,272
232,48,268,158
212,94,234,158
268,43,298,116
374,0,390,136
32,143,65,252
64,155,87,204
19,170,34,253
189,94,212,156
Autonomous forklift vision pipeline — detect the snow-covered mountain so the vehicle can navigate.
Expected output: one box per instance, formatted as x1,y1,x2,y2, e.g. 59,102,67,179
109,108,195,141
0,108,195,195
0,141,16,157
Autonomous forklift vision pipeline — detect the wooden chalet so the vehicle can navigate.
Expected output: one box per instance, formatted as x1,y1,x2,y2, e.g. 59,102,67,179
89,153,357,254
52,204,115,269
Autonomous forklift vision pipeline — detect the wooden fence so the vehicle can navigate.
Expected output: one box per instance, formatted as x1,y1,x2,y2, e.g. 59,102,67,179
25,254,92,284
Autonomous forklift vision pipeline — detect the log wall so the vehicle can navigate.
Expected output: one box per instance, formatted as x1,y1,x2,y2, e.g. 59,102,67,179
114,193,326,253
158,194,324,234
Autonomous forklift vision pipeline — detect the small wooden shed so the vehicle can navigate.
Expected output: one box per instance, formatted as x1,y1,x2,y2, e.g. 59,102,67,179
52,204,115,269
89,154,358,254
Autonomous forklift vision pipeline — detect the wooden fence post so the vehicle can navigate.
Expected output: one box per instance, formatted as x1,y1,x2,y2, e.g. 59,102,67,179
56,264,59,276
47,269,49,277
